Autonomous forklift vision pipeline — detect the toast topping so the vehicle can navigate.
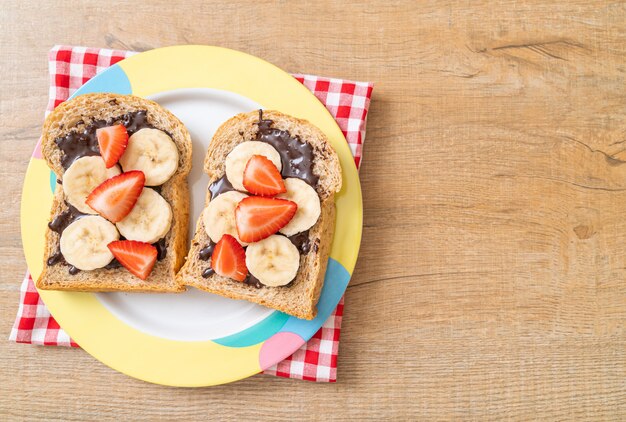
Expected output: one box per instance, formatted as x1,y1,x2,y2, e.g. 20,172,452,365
255,109,319,188
208,174,235,200
242,155,286,196
96,124,129,168
108,240,158,280
86,171,145,223
276,178,321,236
55,110,154,170
63,156,121,214
60,216,119,271
201,112,327,288
48,111,177,277
245,235,300,287
203,191,249,245
116,187,173,244
211,235,248,282
225,141,282,191
235,196,298,243
119,128,179,186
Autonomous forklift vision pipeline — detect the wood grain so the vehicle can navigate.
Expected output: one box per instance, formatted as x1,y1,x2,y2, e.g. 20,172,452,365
1,0,625,420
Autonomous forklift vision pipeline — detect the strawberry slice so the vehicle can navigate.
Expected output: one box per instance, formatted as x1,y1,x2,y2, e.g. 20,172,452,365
96,124,129,168
86,171,145,223
108,240,157,280
211,234,248,282
242,155,286,196
235,196,297,243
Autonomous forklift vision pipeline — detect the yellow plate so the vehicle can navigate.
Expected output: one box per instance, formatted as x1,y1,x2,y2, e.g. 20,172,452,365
21,45,362,386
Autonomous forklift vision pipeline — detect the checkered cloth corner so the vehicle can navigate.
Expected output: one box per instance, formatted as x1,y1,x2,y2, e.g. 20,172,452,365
10,45,373,383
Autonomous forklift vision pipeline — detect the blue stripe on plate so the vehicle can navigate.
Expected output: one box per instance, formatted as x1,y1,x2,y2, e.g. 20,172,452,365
212,311,289,347
71,64,132,98
278,258,350,340
49,171,56,193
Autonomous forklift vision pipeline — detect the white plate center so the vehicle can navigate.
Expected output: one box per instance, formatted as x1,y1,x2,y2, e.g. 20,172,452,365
95,88,274,342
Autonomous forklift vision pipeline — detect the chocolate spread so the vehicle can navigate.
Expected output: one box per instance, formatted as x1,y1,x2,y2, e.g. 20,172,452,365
255,109,319,188
47,110,169,275
47,201,168,274
208,176,235,200
244,273,264,289
55,110,155,170
198,242,215,260
47,204,86,270
288,231,311,254
201,110,320,289
154,237,167,260
202,268,215,278
48,203,85,234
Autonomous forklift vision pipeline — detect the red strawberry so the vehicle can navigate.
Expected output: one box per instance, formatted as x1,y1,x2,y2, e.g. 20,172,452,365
96,124,129,168
211,234,248,282
235,196,297,243
108,240,157,280
242,155,286,196
86,171,145,223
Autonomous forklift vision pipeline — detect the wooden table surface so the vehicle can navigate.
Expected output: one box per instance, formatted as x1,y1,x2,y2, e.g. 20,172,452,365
1,1,625,420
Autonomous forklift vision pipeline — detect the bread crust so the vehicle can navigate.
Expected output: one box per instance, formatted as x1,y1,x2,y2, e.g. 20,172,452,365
176,110,342,319
36,93,191,292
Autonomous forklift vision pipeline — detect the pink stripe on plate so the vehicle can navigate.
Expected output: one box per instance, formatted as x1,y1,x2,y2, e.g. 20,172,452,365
259,332,305,370
32,138,43,159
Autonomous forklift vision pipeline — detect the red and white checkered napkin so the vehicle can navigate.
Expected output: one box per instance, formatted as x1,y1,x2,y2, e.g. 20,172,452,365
10,45,373,382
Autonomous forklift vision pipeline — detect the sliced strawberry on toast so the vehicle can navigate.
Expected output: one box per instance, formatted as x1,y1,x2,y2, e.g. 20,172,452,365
235,196,297,243
96,124,129,168
86,170,145,223
242,155,286,196
211,234,248,282
108,240,158,280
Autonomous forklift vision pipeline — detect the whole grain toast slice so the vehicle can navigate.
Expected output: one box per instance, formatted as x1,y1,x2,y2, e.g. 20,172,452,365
36,93,191,292
176,110,342,319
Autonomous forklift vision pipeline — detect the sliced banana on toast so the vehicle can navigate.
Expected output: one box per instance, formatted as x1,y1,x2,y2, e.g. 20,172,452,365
203,191,249,245
60,215,119,270
246,234,300,287
116,187,173,243
63,156,121,214
277,177,321,236
119,128,179,186
225,141,282,191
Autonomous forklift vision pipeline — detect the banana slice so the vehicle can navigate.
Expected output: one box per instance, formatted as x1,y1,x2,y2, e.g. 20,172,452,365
63,156,121,214
277,178,321,236
116,188,172,243
119,128,179,186
203,191,248,245
60,215,119,270
225,141,282,191
246,235,300,287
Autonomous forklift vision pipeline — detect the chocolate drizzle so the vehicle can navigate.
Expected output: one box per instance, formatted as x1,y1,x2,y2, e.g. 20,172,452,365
255,109,319,188
199,241,217,279
154,238,167,261
120,110,153,136
244,273,264,289
288,230,311,254
47,251,64,266
198,241,215,261
208,175,235,199
55,110,154,169
104,260,123,270
48,203,86,234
